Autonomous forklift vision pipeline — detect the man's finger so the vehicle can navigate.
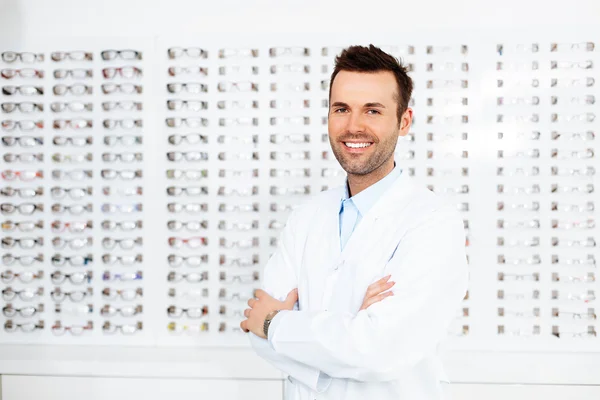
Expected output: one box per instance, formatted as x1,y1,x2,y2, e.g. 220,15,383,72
283,288,298,308
365,279,394,298
247,298,256,308
365,290,394,308
254,289,265,299
244,308,251,318
240,320,249,332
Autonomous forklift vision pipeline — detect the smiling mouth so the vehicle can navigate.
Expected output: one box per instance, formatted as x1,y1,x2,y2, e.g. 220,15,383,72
343,142,373,149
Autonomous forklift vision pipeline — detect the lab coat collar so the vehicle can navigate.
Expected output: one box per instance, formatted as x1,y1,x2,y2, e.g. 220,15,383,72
345,165,402,218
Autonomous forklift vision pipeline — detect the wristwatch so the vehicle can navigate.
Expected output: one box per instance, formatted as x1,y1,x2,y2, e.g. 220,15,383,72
263,310,280,337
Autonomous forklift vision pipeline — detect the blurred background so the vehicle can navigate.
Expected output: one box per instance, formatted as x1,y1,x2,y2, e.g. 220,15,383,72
1,0,600,399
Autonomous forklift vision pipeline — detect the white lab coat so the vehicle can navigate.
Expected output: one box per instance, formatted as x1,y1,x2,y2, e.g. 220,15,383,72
249,171,469,400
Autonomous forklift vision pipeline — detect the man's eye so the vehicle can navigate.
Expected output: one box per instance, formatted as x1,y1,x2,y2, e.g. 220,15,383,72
367,109,380,115
333,108,347,113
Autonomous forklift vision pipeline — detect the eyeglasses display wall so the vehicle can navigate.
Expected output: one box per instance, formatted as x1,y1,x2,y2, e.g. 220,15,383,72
1,36,598,351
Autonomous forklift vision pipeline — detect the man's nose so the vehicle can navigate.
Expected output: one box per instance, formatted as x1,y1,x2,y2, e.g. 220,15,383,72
345,113,366,134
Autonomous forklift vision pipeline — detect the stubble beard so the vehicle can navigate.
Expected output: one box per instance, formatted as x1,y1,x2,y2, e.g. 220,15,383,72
330,131,399,176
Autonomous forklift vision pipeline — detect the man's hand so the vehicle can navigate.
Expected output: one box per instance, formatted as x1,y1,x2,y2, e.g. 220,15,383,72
241,288,298,338
360,275,395,311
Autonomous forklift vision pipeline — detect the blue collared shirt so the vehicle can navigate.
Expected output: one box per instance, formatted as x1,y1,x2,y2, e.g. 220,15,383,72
339,165,402,250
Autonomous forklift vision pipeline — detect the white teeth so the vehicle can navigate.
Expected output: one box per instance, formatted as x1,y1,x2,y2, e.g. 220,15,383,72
345,142,371,149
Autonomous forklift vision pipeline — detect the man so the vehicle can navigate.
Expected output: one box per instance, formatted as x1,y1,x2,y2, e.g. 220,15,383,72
241,44,469,399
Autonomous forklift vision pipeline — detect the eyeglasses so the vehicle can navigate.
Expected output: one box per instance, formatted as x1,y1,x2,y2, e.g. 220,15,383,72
102,101,143,111
270,151,310,161
551,113,596,123
102,288,144,301
167,322,209,334
271,82,311,92
102,254,143,266
2,287,43,301
2,85,44,96
50,186,93,200
53,136,93,147
2,51,44,63
1,68,44,79
167,151,209,162
101,203,142,213
102,321,143,335
101,220,142,231
167,305,209,318
550,42,595,52
216,100,259,110
270,64,310,74
270,134,310,144
552,272,595,283
498,255,541,265
166,83,207,94
56,303,95,316
4,320,44,333
1,237,43,249
426,62,469,72
551,237,596,248
1,102,43,113
218,169,258,179
167,47,208,59
51,152,92,163
219,117,259,127
53,84,93,96
167,271,208,283
167,220,207,232
52,237,93,250
218,48,258,58
497,307,540,318
165,117,209,128
220,255,259,267
1,270,44,283
166,169,208,180
102,186,143,197
1,169,43,181
167,254,208,268
1,136,43,147
496,167,539,177
104,135,143,146
2,303,43,318
551,166,595,177
102,66,142,79
219,238,259,249
270,186,310,196
1,220,43,232
218,203,260,212
2,253,43,266
552,290,596,302
51,288,93,303
51,254,93,267
103,271,143,282
497,237,539,247
551,96,595,106
51,203,93,215
168,133,208,145
217,186,258,196
101,305,143,317
166,186,209,197
102,237,143,250
52,321,93,336
101,83,143,94
1,203,43,215
551,78,595,88
551,184,594,194
51,51,92,61
552,308,597,320
553,255,597,266
497,201,540,211
1,120,44,131
217,135,258,145
101,169,143,180
168,236,208,249
52,169,93,181
553,326,597,339
219,271,259,284
218,220,259,231
167,202,208,213
217,81,258,92
103,119,143,130
53,68,93,79
497,219,540,229
101,49,142,60
427,80,468,89
168,288,209,301
51,270,92,285
218,65,259,75
0,187,43,198
49,103,93,115
269,46,310,57
51,119,93,130
497,184,540,194
166,100,208,111
270,203,299,212
168,66,208,77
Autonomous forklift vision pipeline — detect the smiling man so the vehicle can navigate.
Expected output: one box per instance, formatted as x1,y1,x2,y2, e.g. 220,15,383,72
242,45,469,400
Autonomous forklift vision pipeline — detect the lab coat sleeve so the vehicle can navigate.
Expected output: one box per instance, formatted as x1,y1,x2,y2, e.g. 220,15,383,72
248,209,327,392
268,206,469,382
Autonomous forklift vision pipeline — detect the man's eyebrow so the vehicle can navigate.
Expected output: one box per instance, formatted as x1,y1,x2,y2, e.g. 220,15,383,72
330,102,349,108
364,102,386,108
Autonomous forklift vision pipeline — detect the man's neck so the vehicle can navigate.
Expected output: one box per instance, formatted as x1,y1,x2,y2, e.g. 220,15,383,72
347,160,395,197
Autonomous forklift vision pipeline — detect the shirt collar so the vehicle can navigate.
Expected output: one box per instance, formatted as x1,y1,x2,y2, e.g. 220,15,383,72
340,163,402,216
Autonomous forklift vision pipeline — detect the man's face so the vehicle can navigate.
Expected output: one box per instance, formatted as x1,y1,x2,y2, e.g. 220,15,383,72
328,70,411,176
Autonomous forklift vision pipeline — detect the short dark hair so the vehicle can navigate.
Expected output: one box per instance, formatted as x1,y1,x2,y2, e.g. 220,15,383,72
329,44,413,123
